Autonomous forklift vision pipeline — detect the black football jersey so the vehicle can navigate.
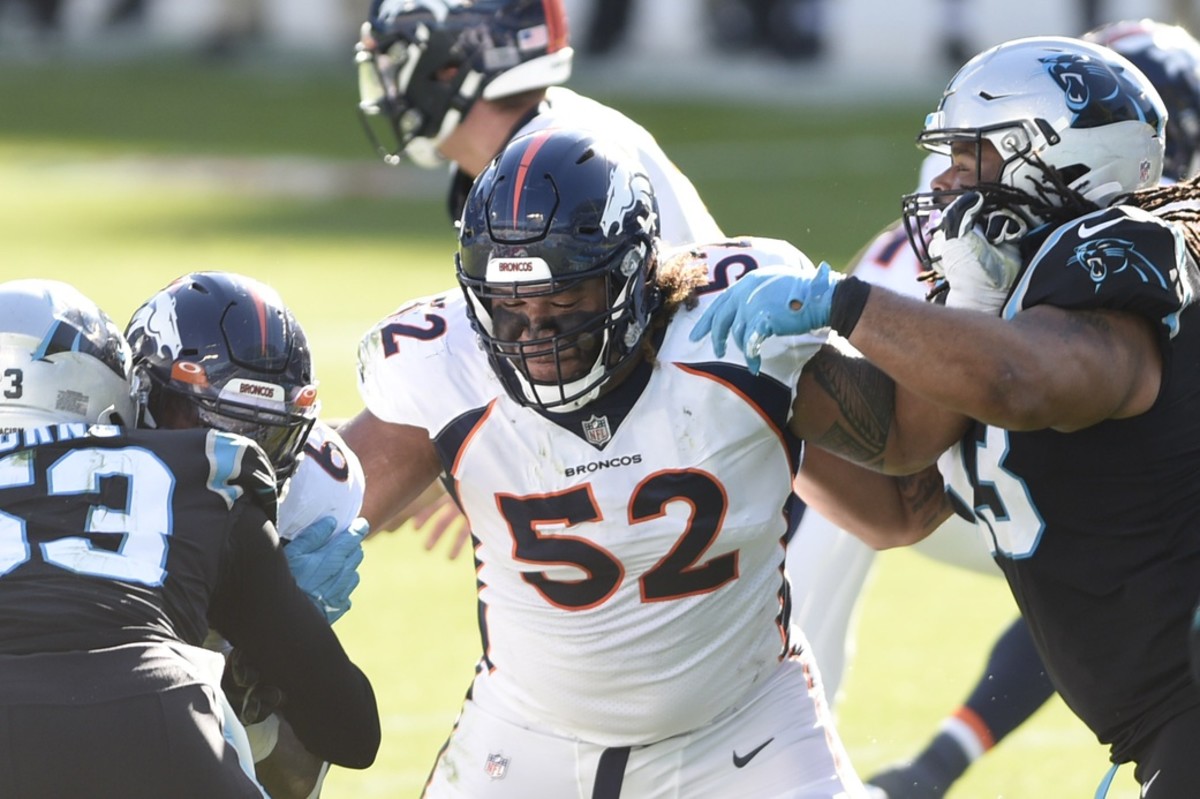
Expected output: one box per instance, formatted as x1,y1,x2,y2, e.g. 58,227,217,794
0,424,379,767
955,205,1200,760
0,424,277,654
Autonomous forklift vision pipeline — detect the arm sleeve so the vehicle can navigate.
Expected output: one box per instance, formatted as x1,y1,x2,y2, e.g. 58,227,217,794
208,506,381,769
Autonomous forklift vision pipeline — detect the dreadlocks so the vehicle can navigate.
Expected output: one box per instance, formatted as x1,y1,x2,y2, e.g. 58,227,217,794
1123,176,1200,265
975,153,1103,232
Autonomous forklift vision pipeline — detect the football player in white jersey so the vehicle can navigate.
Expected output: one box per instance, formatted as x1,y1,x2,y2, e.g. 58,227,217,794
355,0,894,709
340,127,870,797
356,0,721,246
126,271,368,799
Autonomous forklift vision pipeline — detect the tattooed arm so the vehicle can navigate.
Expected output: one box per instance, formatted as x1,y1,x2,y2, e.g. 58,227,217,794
787,339,965,548
794,447,954,548
790,338,970,474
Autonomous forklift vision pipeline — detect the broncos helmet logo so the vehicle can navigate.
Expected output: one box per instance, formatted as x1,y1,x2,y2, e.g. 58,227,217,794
1041,54,1163,131
1068,237,1169,292
127,292,183,362
600,166,656,240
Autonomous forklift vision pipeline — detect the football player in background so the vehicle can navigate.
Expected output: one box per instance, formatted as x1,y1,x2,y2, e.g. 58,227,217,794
0,279,379,798
695,34,1200,797
865,20,1200,798
355,0,897,709
125,271,370,799
340,127,874,797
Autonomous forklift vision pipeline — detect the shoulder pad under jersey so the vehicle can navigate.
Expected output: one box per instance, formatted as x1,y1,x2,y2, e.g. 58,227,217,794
1007,205,1191,337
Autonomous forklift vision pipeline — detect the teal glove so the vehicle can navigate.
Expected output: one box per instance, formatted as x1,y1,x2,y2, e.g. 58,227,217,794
689,262,839,374
284,515,368,624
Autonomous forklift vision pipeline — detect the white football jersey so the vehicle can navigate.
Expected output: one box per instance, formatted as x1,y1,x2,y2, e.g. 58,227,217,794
276,420,366,540
520,87,724,248
358,238,824,745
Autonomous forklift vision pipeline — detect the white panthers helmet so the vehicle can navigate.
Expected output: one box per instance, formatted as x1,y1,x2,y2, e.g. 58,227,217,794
918,36,1166,208
0,279,134,430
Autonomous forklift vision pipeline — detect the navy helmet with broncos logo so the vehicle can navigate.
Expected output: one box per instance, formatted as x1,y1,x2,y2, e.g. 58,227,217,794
125,272,318,488
456,128,661,413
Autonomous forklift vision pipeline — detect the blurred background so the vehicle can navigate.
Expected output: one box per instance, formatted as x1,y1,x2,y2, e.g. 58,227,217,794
1,1,1188,796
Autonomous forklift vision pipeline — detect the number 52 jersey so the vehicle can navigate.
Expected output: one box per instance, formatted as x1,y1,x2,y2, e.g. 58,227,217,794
358,238,825,747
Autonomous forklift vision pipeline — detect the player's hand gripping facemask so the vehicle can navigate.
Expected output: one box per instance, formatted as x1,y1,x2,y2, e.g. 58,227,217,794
927,191,1025,313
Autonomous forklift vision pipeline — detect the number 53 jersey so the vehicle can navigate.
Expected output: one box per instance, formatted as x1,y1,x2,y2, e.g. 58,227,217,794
358,247,823,747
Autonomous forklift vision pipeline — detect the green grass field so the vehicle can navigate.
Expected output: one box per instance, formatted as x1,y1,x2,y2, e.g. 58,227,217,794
0,54,1141,797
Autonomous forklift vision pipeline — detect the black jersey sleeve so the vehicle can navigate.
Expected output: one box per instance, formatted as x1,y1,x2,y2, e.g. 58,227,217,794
207,505,380,769
206,429,279,525
1007,206,1189,338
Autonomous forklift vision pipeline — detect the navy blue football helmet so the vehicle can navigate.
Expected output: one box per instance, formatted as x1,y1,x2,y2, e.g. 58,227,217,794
357,0,573,168
1085,19,1200,181
457,128,660,412
125,272,317,486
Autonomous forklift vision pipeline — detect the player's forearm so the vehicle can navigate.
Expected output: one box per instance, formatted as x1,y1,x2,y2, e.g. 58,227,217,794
848,292,1157,431
844,289,1052,428
795,447,952,549
793,342,959,474
339,410,442,531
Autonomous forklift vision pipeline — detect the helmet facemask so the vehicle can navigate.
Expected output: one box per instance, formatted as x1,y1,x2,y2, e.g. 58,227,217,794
357,0,573,168
460,241,655,412
356,16,477,168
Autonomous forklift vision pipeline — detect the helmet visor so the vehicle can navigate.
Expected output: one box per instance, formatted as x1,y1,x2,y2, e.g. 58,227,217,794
197,404,315,484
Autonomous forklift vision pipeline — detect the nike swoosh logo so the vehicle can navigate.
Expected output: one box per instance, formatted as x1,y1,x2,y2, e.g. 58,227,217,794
732,737,774,768
1077,216,1124,238
1142,769,1161,796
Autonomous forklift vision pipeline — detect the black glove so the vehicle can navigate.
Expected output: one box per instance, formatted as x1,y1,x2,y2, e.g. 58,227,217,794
223,648,285,725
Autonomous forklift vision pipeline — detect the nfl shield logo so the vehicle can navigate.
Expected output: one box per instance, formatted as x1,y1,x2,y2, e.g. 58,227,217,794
484,752,509,780
582,414,611,446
